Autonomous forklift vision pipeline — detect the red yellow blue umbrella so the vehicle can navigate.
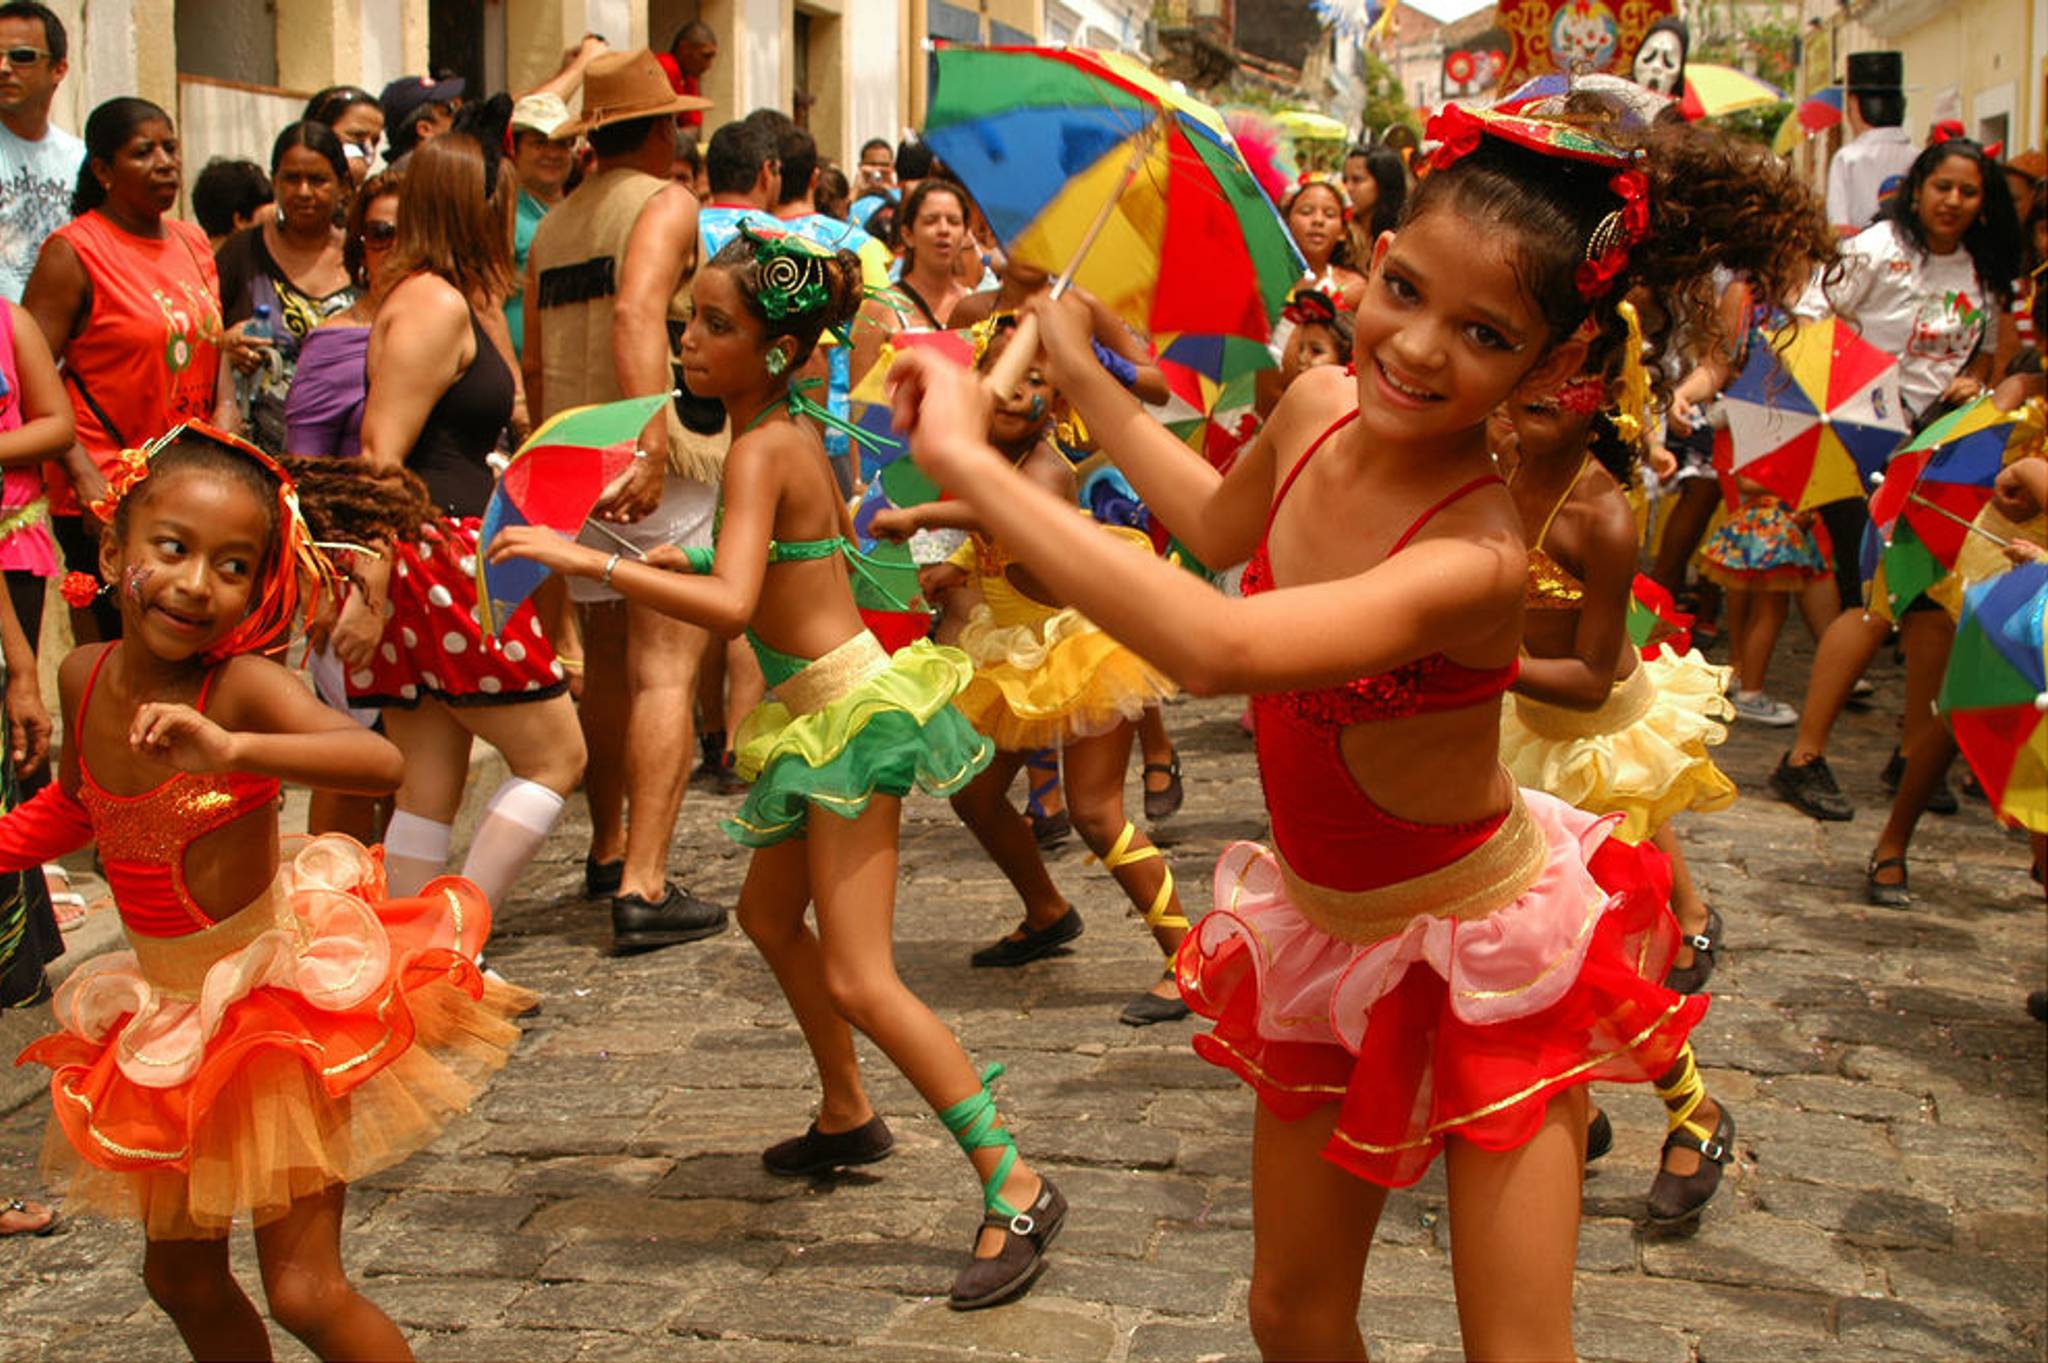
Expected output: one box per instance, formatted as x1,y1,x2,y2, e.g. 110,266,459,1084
1717,317,1909,512
1940,562,2048,833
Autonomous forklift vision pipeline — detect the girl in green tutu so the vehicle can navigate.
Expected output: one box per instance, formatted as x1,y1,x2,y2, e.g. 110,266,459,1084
489,224,1065,1310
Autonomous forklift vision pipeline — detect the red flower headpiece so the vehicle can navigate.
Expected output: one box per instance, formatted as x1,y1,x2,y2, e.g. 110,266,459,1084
1555,375,1608,414
90,422,338,664
1423,104,1653,301
1283,288,1341,328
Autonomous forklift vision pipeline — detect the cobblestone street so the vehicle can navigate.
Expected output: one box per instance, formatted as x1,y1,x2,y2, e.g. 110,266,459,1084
2,640,2044,1362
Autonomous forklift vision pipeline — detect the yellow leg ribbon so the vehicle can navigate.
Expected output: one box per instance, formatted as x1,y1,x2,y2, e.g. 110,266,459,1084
1654,1045,1711,1140
1091,820,1189,937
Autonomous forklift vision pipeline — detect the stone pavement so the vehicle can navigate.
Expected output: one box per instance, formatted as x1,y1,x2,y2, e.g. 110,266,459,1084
1,642,2044,1363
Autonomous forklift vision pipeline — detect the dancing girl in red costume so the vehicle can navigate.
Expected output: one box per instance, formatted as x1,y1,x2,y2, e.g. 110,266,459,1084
3,426,530,1362
889,99,1833,1358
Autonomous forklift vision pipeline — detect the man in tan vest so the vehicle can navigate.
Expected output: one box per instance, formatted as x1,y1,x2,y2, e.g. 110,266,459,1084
526,49,726,954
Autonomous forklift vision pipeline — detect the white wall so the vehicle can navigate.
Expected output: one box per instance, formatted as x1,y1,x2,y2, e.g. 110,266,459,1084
844,0,902,155
741,0,782,113
360,0,406,89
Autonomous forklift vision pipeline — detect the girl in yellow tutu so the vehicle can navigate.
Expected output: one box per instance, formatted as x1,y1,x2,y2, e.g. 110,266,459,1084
1498,381,1737,1220
492,226,1063,1310
3,426,531,1361
871,317,1189,1026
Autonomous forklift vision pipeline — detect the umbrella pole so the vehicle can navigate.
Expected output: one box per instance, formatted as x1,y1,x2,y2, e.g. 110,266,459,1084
1908,491,2013,548
983,117,1162,399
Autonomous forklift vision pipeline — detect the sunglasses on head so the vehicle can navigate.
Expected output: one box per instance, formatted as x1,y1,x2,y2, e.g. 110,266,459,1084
0,47,51,66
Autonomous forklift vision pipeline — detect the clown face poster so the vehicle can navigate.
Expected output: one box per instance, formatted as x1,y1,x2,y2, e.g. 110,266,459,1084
1496,0,1677,92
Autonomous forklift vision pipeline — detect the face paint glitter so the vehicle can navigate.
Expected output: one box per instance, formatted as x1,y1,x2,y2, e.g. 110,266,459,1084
1028,396,1046,421
124,566,152,605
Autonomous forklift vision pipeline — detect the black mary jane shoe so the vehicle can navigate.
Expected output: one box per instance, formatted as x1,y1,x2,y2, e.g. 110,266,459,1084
949,1177,1066,1311
762,1115,895,1177
1585,1108,1614,1164
1865,856,1911,909
584,856,624,900
1662,908,1723,995
970,906,1084,968
1647,1106,1735,1226
1142,752,1184,822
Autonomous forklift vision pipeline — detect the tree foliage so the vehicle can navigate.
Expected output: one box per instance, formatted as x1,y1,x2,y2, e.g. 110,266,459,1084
1361,48,1420,139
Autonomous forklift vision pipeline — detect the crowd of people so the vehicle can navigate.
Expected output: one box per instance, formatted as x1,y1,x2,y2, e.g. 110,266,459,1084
0,1,2042,1357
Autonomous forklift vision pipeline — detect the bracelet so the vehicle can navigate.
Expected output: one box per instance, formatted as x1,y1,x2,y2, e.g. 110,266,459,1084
601,552,621,586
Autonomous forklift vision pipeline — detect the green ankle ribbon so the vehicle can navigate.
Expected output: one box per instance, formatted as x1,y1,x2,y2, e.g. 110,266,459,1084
939,1062,1022,1219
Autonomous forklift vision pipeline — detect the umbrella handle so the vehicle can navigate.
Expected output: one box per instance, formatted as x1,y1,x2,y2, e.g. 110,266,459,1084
1908,491,2012,548
982,116,1162,399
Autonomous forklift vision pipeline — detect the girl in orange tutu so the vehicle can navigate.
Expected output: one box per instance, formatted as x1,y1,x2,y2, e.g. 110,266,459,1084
871,317,1188,1026
2,425,530,1361
889,99,1832,1358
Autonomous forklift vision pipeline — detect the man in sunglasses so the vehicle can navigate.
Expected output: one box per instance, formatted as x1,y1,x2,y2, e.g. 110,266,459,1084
0,2,80,302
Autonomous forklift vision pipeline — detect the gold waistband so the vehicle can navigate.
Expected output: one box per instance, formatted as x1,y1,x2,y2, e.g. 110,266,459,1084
1279,789,1548,946
126,881,296,1000
1512,664,1655,741
775,630,891,717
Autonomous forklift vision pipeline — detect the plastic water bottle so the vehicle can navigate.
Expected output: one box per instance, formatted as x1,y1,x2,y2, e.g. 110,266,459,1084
236,304,275,419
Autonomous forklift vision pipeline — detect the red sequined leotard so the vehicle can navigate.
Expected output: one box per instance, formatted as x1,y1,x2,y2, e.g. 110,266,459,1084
1243,409,1517,891
0,645,280,938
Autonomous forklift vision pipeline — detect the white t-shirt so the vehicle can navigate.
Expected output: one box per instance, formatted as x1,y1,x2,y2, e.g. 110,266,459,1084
1825,126,1918,234
1795,221,1995,418
0,121,84,302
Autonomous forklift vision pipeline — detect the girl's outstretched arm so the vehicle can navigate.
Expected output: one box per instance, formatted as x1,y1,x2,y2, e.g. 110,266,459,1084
893,350,1523,695
1512,491,1641,710
134,656,405,795
487,428,783,637
1020,294,1281,570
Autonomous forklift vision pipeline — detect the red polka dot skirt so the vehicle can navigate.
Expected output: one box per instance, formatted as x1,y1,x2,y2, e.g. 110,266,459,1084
347,517,569,709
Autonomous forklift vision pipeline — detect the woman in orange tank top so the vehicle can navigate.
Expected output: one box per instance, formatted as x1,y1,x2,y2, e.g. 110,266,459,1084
20,97,226,643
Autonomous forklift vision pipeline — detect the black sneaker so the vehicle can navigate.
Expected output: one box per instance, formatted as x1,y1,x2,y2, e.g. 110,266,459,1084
1769,754,1853,821
762,1115,895,1176
610,883,727,955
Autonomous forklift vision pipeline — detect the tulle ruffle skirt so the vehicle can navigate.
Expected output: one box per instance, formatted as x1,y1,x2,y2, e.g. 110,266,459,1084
953,602,1177,750
728,634,993,847
1176,789,1705,1188
1499,653,1737,843
15,836,531,1238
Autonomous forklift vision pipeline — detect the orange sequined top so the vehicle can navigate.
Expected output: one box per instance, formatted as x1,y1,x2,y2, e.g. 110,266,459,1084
71,645,281,935
1522,453,1590,611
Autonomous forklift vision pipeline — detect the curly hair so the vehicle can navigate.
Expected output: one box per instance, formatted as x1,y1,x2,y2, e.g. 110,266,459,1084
1406,107,1839,401
1886,139,2021,309
275,456,435,546
705,235,865,367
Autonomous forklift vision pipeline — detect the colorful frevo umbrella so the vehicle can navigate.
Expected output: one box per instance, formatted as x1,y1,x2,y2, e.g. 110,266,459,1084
1940,562,2048,833
1678,62,1784,120
476,394,670,635
1718,317,1909,512
1864,393,2043,613
1627,574,1694,659
921,44,1303,377
848,327,976,507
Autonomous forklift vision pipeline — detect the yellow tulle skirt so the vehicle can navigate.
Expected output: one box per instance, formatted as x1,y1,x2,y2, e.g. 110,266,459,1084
1500,651,1737,844
953,600,1177,751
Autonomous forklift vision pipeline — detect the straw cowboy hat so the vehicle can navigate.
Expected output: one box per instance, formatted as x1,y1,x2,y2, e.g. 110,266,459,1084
561,49,710,137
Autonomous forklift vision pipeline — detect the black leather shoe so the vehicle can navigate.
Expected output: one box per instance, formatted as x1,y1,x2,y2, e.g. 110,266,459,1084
1770,754,1854,821
1866,856,1911,908
1662,908,1723,995
1118,983,1191,1027
1142,752,1184,822
949,1176,1066,1310
762,1115,895,1176
1585,1107,1613,1164
970,906,1083,967
611,883,727,955
584,856,624,899
1648,1105,1734,1225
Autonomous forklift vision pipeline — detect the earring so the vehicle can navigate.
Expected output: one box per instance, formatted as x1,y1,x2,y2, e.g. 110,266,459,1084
766,348,788,377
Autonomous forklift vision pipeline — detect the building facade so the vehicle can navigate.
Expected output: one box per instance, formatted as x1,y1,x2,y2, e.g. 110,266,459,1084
37,0,1064,201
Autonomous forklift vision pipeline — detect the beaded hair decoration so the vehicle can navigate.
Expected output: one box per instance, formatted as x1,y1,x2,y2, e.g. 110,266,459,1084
83,422,338,664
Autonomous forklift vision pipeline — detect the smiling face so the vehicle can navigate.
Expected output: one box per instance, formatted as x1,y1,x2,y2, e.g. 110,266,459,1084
1281,320,1344,387
1916,153,1984,254
512,129,576,196
680,266,775,400
1351,211,1577,449
102,466,273,661
1287,183,1347,268
273,143,341,235
98,116,182,217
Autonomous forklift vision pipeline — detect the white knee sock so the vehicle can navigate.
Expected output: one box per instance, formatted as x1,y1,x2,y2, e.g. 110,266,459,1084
458,778,567,910
383,811,454,899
